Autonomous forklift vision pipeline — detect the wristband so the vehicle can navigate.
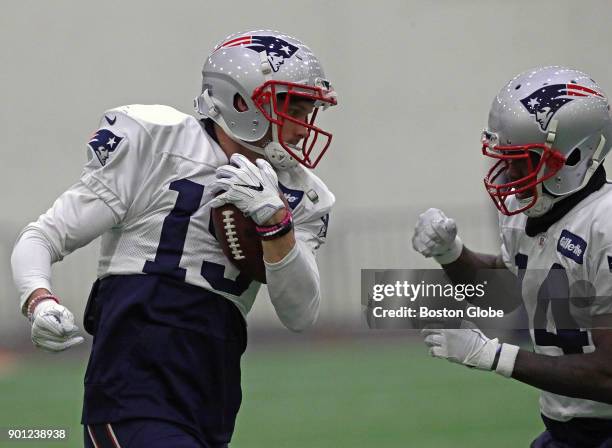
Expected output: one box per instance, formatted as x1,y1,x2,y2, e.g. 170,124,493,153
434,236,464,265
26,294,60,320
494,343,520,378
256,209,293,240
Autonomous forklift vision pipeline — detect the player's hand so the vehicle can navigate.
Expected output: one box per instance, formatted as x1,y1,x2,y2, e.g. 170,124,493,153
209,153,285,225
422,321,518,377
31,299,84,352
412,208,463,264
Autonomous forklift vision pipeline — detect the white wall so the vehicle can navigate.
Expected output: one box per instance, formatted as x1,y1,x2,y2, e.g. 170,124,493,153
2,0,611,339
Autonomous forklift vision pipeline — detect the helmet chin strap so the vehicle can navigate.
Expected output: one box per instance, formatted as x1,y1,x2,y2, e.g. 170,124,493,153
520,184,556,217
262,121,300,170
218,110,300,170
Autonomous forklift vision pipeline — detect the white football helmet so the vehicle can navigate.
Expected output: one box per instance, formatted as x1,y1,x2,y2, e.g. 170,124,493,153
482,66,612,216
194,30,337,170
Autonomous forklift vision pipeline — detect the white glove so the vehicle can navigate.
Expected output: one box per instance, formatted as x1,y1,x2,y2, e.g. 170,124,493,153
209,154,285,225
422,320,519,377
412,208,463,264
31,299,84,352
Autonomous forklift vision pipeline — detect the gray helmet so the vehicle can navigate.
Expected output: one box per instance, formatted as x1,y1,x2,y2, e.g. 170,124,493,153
194,30,337,169
482,66,612,217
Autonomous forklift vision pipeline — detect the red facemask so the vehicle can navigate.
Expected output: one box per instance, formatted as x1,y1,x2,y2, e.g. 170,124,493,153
482,131,566,215
252,80,337,169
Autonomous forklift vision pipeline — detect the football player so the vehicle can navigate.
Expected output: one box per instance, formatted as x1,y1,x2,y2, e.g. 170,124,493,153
413,66,612,447
11,30,337,448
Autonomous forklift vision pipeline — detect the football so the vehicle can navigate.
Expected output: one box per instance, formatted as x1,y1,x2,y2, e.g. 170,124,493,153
212,204,266,283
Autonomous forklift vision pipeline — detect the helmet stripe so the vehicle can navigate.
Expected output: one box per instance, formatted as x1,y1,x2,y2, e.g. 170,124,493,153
219,36,252,49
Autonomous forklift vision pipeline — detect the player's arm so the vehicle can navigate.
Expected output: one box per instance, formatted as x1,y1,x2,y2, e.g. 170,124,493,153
423,315,612,404
12,110,146,351
209,153,324,331
11,181,119,351
412,208,521,311
512,318,612,403
248,199,323,333
262,223,324,332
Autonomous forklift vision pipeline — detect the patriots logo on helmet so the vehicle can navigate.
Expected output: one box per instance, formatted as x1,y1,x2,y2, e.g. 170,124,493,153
88,129,123,166
520,83,604,131
219,35,299,72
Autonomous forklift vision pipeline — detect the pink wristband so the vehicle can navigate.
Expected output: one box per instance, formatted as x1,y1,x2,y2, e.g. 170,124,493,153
26,294,60,320
256,209,293,240
256,209,292,232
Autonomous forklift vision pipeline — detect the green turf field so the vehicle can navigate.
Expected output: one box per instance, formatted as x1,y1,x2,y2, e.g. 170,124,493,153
0,340,542,447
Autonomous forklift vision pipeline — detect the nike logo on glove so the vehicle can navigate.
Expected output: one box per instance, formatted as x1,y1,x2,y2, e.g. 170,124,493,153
236,182,264,192
105,115,117,126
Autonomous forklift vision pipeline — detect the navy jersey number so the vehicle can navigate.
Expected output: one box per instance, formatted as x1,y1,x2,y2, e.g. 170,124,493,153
515,254,589,354
144,178,252,295
143,179,203,280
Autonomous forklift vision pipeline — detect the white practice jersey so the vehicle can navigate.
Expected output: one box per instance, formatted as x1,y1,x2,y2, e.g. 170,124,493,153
499,185,612,421
27,104,333,317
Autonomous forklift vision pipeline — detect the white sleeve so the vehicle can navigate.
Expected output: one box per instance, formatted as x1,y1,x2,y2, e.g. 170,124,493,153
11,229,53,314
11,181,118,311
11,109,150,312
264,217,329,332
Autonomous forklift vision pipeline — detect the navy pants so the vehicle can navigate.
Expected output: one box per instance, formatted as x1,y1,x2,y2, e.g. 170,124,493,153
84,419,215,448
82,275,247,447
84,420,227,448
531,414,612,448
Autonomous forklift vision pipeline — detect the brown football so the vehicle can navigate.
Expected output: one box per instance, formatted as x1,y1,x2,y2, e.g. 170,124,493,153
212,204,266,283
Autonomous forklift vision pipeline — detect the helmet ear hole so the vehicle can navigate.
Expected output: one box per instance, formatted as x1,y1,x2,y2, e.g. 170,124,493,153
565,148,581,166
233,94,249,112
